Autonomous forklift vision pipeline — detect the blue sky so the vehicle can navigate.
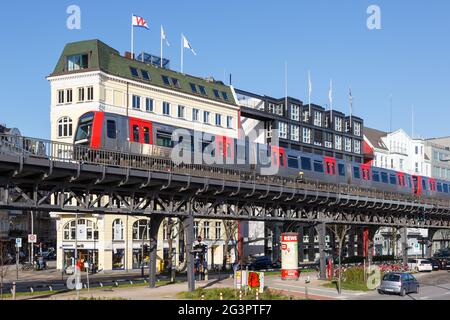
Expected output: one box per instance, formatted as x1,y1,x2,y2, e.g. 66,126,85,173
1,1,449,139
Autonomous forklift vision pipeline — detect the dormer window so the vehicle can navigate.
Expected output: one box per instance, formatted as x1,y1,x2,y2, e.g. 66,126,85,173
199,85,207,95
130,67,139,78
67,54,88,71
221,92,229,101
171,78,181,88
162,75,171,86
213,89,221,99
141,70,150,81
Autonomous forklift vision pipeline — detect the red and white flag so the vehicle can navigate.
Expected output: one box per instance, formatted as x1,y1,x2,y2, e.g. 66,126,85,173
132,15,149,29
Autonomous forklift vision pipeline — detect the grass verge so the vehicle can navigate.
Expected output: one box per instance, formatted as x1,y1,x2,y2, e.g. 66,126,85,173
177,288,299,300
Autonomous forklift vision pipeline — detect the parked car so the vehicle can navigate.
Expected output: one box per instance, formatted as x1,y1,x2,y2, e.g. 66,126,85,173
408,259,433,272
429,258,442,270
378,273,420,296
248,256,273,271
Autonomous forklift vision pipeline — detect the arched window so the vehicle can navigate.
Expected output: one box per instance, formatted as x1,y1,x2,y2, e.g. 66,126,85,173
132,220,149,240
63,219,98,240
58,117,73,138
112,219,124,241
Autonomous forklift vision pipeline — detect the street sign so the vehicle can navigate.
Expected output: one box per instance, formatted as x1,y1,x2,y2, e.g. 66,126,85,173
15,238,22,248
28,234,37,243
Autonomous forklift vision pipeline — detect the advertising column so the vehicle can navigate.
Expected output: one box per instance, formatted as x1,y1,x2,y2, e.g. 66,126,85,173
281,233,299,280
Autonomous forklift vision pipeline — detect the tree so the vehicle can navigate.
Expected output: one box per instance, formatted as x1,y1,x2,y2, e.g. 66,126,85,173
223,220,238,270
165,218,185,283
0,241,10,300
327,225,351,294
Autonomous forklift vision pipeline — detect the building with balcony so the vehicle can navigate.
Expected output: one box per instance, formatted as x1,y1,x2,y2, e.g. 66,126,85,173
364,127,432,257
425,137,450,180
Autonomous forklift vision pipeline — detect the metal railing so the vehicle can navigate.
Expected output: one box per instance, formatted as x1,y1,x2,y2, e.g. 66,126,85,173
0,133,449,209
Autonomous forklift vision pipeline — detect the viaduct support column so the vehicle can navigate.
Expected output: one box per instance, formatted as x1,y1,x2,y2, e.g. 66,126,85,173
271,222,284,264
366,227,379,266
401,227,409,268
149,215,164,288
182,201,195,292
426,229,438,259
315,222,327,280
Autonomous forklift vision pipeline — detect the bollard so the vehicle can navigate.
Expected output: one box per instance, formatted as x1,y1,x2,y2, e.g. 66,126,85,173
239,290,243,301
12,282,16,300
256,291,259,301
219,292,223,301
204,269,208,281
201,294,205,301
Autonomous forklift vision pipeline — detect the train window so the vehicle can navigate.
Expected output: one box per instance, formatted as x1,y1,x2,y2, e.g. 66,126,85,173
143,127,151,144
389,174,397,185
421,179,427,191
156,132,173,148
353,167,360,179
372,171,380,182
381,172,388,184
437,183,443,193
338,164,346,177
301,157,312,171
444,184,449,193
288,156,299,169
132,125,139,142
106,120,116,139
408,177,412,188
313,161,324,173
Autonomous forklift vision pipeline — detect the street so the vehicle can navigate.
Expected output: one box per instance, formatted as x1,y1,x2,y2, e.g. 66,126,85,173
355,271,450,300
264,270,450,300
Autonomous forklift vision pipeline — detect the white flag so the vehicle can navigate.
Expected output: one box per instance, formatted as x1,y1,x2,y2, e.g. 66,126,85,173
161,25,170,46
182,34,197,56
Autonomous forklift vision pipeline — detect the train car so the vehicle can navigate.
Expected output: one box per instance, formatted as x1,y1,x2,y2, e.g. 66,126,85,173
73,111,450,202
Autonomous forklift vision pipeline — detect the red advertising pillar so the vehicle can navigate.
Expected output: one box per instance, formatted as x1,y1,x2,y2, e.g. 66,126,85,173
281,233,299,280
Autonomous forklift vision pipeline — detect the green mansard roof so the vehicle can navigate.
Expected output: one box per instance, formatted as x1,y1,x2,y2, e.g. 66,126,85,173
50,39,237,106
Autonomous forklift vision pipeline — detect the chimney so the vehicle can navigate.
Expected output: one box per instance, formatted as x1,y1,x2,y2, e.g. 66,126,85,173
124,51,135,60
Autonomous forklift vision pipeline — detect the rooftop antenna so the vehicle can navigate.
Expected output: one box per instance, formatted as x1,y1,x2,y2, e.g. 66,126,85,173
229,73,232,86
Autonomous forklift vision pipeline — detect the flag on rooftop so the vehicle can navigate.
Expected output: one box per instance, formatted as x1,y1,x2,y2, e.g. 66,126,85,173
132,15,149,29
161,25,170,46
182,34,197,56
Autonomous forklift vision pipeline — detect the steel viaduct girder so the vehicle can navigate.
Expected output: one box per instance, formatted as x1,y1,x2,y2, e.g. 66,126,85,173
0,153,450,229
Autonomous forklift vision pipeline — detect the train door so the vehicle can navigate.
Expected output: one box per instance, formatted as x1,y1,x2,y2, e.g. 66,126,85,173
324,157,337,176
271,146,286,168
103,114,120,151
412,175,421,196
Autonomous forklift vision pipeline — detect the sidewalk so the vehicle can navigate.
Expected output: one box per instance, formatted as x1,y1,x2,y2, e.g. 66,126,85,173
18,278,236,301
264,273,369,300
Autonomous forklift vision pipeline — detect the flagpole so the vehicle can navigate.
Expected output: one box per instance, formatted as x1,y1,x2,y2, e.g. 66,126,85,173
308,71,312,123
160,26,163,68
181,34,184,73
131,15,134,59
330,79,333,124
285,61,288,116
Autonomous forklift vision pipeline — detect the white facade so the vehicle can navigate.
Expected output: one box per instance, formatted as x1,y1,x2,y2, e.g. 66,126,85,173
372,129,430,177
